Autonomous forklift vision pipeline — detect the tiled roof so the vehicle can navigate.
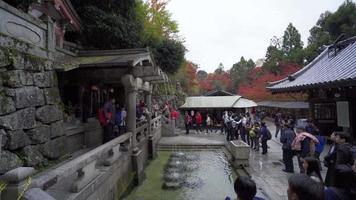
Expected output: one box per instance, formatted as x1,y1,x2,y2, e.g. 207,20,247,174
257,101,309,109
267,36,356,92
180,96,257,108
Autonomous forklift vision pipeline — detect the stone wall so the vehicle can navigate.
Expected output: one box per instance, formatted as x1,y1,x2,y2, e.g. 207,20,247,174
0,45,66,174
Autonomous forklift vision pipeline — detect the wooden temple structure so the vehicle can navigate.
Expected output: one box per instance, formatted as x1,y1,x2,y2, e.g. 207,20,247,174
267,36,356,141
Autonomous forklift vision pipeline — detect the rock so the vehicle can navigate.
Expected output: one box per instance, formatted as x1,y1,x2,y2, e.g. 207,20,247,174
43,88,60,105
33,71,56,88
1,167,36,183
4,88,15,97
14,87,45,109
24,188,56,200
26,59,44,72
50,121,65,138
1,70,33,87
0,94,15,115
7,130,31,150
0,150,23,174
27,124,50,144
43,60,54,71
0,49,11,67
1,129,7,148
7,54,25,70
36,105,63,124
21,146,46,167
0,108,36,130
40,136,67,159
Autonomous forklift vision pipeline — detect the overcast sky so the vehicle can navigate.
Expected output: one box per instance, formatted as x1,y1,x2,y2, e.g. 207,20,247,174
167,0,348,72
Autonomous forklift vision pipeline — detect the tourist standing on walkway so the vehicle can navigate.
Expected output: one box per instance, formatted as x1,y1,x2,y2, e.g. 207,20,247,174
249,122,259,150
260,122,269,154
302,157,324,184
205,114,213,134
324,132,337,187
184,111,192,135
103,96,116,142
245,121,252,145
240,114,247,142
195,111,203,134
335,132,353,166
274,113,282,138
292,126,319,173
280,124,296,173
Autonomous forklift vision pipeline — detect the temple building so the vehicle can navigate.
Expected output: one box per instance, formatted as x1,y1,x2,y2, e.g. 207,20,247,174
267,36,356,141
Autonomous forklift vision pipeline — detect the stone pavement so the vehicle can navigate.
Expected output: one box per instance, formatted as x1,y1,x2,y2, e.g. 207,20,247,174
158,120,329,200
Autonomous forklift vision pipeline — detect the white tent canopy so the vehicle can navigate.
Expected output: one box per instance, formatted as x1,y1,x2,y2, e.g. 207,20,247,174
180,96,257,109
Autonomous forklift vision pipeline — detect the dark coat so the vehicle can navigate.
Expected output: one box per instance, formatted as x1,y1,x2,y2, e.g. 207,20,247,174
336,143,353,165
324,143,337,187
280,129,295,150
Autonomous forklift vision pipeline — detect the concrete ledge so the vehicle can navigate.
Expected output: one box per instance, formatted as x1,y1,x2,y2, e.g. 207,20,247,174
226,140,250,168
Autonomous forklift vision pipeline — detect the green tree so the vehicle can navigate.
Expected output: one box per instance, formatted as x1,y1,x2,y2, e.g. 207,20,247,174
263,36,283,74
282,23,304,64
230,57,255,89
215,63,225,74
305,0,356,63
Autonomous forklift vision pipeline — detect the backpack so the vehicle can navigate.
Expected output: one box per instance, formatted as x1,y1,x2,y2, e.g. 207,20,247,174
97,108,107,127
291,134,301,151
266,128,272,140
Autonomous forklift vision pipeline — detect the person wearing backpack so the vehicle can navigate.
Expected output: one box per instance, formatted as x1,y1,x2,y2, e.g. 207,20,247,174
335,132,353,166
280,123,296,173
260,122,269,154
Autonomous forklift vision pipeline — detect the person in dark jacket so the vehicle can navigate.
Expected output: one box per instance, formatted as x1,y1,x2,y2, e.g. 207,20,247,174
103,96,116,143
335,132,353,165
260,122,269,154
280,124,296,173
324,132,337,187
324,164,355,200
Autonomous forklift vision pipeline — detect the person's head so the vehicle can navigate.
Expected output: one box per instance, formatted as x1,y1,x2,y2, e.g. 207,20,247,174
261,122,266,127
234,176,257,200
330,132,337,142
335,132,350,144
295,125,305,134
334,164,355,190
287,174,324,200
108,96,115,104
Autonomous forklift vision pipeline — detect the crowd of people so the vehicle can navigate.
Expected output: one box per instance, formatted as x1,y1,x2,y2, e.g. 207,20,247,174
184,110,272,154
274,112,356,200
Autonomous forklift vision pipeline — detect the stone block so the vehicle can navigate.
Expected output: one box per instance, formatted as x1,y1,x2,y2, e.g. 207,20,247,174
70,160,100,192
21,145,46,167
43,60,54,71
0,129,7,149
27,124,50,144
40,136,67,159
4,88,15,97
0,94,15,115
0,107,36,130
0,48,11,67
25,59,44,72
0,167,36,183
43,88,60,105
50,120,64,138
24,188,56,200
0,150,23,174
1,70,33,87
7,130,31,150
14,86,45,109
7,54,25,70
33,71,55,88
36,105,63,124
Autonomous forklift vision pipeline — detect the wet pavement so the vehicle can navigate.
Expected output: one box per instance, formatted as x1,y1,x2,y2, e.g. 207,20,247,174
158,120,329,200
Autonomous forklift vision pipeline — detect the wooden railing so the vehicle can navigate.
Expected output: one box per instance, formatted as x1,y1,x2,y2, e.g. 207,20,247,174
32,132,132,193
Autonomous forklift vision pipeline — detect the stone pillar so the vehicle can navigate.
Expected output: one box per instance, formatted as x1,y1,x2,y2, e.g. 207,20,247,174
121,75,138,150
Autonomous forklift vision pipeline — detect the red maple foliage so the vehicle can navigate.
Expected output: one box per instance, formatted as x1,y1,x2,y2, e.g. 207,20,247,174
238,63,304,101
198,72,232,93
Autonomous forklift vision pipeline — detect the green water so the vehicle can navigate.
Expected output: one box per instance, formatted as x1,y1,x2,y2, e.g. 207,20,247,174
124,150,237,200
